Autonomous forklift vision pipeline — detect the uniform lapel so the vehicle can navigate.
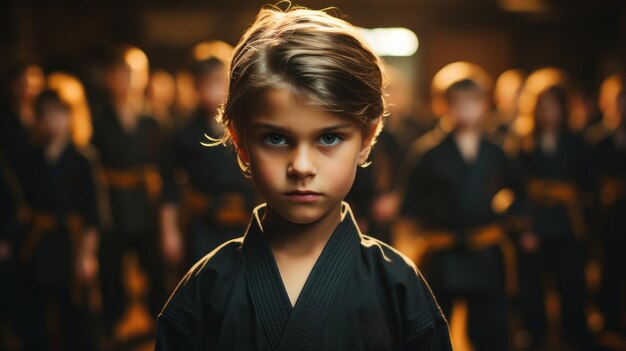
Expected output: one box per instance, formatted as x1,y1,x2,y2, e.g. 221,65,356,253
243,204,293,350
243,202,361,351
277,202,360,351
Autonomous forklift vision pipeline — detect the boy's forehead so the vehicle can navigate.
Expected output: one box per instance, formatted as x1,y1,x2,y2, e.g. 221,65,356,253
448,88,486,101
249,88,357,131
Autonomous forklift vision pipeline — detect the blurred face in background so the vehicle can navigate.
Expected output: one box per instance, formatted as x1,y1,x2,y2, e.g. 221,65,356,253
11,65,44,104
147,70,176,111
105,63,132,101
535,90,564,133
447,89,488,129
195,67,228,115
38,101,71,143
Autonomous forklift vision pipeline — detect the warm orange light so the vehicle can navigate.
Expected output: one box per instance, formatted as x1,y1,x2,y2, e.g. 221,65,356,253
515,67,568,136
47,72,92,147
192,40,234,66
431,61,493,118
599,73,623,130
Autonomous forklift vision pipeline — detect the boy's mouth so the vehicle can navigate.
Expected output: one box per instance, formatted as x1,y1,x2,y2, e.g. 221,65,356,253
284,190,322,202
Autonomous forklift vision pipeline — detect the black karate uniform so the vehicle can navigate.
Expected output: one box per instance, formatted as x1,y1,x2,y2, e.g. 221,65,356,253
91,106,167,335
593,133,626,333
400,133,526,351
18,144,99,350
161,110,256,266
156,202,452,350
0,102,38,190
516,132,594,349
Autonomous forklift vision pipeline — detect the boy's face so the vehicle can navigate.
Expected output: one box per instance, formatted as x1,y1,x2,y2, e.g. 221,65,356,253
195,69,228,113
447,89,488,128
105,63,131,98
240,89,374,224
38,102,71,141
535,92,562,130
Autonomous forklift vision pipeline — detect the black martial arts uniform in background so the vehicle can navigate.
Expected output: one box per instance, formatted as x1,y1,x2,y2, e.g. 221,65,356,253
156,202,452,350
91,106,168,336
516,131,595,349
161,109,256,266
400,132,527,351
592,131,626,333
18,144,99,350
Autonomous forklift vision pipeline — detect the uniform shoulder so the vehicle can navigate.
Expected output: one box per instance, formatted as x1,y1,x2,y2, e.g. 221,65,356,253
359,234,418,275
359,234,448,338
159,238,244,323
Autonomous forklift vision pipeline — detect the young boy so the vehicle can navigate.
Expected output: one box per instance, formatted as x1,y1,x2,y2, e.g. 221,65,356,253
396,77,528,351
156,6,451,350
19,89,99,350
91,46,168,338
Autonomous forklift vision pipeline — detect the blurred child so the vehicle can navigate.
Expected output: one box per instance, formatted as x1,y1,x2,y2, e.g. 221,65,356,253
396,77,529,351
516,85,595,350
91,45,168,338
594,83,626,336
18,89,99,350
159,55,257,271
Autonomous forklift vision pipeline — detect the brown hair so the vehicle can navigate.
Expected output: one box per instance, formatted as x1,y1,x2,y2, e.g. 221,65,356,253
211,4,387,159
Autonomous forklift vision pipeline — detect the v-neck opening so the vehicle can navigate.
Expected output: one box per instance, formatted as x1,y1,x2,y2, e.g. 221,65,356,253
449,133,484,167
255,203,350,311
242,202,361,350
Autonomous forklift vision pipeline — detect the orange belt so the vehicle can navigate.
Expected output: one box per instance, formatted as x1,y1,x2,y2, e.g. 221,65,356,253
18,211,85,305
599,176,626,207
414,223,518,296
182,187,249,227
527,178,586,238
102,166,162,201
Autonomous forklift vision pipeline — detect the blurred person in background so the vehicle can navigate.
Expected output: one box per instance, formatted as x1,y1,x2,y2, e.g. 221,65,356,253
395,76,529,351
346,66,406,242
487,69,526,147
0,62,46,349
146,69,179,133
91,44,168,340
514,83,596,350
0,62,44,183
159,48,257,272
17,88,100,350
593,81,626,340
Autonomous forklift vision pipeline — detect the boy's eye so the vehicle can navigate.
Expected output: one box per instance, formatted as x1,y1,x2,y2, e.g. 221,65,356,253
317,133,342,147
262,133,287,146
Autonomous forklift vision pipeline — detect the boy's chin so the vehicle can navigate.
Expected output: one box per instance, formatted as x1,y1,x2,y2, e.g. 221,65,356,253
268,202,337,226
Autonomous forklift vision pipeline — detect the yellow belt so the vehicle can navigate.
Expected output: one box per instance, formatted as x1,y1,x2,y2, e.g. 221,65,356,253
599,176,626,207
181,187,249,227
18,211,85,305
414,223,518,296
102,165,162,202
527,178,586,238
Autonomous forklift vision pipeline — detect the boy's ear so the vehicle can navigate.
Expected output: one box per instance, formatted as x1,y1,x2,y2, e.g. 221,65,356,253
357,117,382,166
228,126,249,164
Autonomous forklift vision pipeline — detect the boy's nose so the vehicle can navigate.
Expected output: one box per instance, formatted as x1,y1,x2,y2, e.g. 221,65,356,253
287,145,316,179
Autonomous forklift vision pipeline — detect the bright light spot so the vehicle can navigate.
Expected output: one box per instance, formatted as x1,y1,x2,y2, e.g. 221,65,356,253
124,47,149,71
358,27,419,57
193,40,234,65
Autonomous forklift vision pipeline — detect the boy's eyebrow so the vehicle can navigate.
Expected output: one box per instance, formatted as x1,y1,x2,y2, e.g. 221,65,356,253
251,121,354,134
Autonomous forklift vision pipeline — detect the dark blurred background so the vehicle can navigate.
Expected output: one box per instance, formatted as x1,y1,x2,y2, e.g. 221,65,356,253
1,0,624,102
1,1,626,351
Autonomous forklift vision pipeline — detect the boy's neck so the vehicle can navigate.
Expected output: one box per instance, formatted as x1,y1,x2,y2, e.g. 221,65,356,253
453,126,482,163
263,202,343,258
45,136,70,162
